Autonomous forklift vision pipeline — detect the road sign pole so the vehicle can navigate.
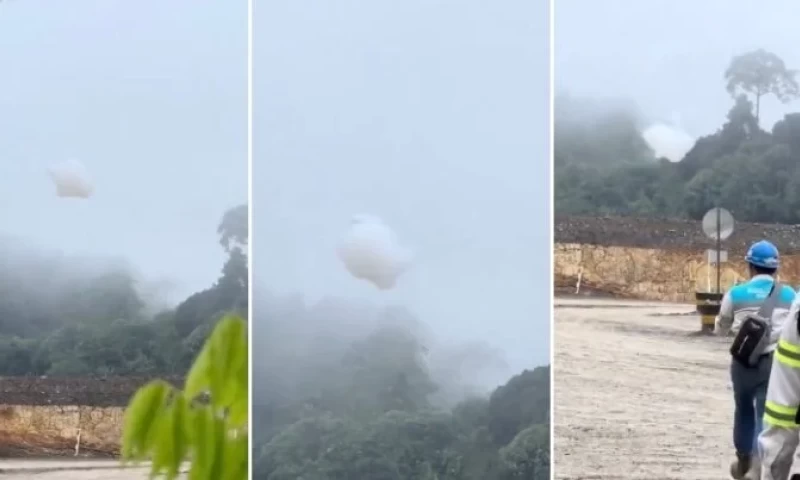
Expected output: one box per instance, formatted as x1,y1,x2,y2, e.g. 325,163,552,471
716,208,721,294
697,207,735,335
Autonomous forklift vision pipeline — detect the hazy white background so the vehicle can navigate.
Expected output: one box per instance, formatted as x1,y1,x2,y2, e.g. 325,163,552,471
556,0,800,135
0,0,247,301
254,0,551,372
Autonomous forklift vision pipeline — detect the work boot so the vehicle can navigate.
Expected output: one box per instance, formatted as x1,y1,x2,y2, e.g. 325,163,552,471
743,456,760,480
731,453,752,479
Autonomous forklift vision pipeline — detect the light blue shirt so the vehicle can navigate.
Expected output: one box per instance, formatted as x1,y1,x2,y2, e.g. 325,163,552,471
715,274,797,352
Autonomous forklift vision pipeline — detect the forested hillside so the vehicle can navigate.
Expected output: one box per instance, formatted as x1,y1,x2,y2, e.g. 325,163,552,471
252,298,550,480
0,204,248,376
555,49,800,224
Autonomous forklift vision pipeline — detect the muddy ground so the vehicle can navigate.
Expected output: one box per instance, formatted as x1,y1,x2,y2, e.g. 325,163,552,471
553,297,788,479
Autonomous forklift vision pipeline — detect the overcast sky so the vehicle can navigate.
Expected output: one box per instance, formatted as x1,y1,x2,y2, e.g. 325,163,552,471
556,0,800,135
254,0,550,372
0,0,247,301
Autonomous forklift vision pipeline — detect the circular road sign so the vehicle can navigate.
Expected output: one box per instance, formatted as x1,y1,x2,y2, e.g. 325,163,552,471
701,207,734,241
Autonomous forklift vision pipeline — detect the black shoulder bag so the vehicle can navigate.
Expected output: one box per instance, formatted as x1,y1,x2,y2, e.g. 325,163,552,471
730,282,781,368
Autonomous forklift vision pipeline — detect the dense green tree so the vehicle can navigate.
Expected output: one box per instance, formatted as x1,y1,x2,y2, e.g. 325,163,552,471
487,368,550,446
252,296,550,480
725,49,799,125
218,204,248,254
174,204,249,336
0,204,248,377
499,424,549,480
555,50,800,226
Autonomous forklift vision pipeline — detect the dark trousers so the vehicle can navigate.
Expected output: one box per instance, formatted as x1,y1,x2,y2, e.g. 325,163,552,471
730,353,773,455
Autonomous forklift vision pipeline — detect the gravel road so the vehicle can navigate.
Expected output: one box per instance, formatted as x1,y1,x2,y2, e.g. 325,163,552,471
554,298,744,479
0,460,186,479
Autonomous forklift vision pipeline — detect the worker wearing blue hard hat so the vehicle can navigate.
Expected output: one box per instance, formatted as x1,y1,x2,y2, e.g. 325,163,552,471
716,240,796,479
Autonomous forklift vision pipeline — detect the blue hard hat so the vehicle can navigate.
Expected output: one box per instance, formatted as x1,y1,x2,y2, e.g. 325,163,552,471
745,240,780,269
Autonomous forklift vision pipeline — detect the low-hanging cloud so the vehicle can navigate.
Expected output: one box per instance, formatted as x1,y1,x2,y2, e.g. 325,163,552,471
0,234,178,327
253,290,512,410
641,121,695,162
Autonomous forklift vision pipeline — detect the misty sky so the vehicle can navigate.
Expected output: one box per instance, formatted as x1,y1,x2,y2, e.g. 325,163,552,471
254,0,550,372
0,1,247,301
556,0,800,135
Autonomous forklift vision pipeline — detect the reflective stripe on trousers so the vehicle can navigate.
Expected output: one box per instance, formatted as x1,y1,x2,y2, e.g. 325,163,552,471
765,400,800,428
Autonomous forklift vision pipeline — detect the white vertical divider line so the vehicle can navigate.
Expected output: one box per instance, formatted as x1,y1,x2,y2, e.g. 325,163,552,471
548,0,556,477
246,0,254,477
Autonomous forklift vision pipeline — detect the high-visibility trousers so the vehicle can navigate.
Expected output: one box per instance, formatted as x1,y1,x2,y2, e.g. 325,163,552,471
760,322,800,480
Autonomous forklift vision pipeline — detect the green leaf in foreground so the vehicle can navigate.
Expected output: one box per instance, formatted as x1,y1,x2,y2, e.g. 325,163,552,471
151,392,189,478
121,380,172,461
122,314,248,480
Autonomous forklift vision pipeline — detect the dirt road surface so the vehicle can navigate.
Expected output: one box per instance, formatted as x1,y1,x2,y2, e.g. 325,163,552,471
0,460,187,479
554,297,778,480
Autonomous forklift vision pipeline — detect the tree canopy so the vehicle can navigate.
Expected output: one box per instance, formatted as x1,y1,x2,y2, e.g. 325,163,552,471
0,204,249,377
556,49,800,225
725,48,800,125
252,297,550,480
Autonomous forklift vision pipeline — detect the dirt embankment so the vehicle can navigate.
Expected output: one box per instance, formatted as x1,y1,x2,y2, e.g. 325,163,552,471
554,215,800,301
0,376,183,457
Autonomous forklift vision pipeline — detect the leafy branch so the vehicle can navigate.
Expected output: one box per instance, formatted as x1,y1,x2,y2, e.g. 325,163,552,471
121,314,248,479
